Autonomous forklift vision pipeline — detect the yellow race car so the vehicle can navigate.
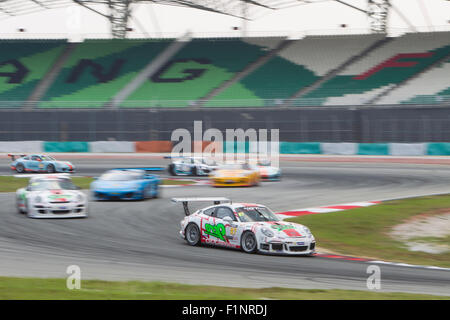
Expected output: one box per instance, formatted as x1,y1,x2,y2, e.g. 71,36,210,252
210,163,261,187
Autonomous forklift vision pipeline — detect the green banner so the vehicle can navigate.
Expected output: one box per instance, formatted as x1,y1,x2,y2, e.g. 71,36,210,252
426,143,450,155
43,141,89,152
279,142,321,154
357,143,389,155
223,141,250,153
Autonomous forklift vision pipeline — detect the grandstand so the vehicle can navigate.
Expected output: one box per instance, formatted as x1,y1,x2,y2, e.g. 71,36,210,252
0,1,449,143
0,31,449,109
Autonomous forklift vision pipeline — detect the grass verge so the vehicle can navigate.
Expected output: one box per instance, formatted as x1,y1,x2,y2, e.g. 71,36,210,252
0,176,195,192
0,277,448,300
287,194,450,267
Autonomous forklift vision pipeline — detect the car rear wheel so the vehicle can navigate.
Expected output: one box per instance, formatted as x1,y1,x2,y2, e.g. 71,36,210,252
16,163,25,173
185,223,201,246
241,231,258,254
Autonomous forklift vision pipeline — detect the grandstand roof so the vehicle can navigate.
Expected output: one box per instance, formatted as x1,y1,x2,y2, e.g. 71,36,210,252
0,0,325,20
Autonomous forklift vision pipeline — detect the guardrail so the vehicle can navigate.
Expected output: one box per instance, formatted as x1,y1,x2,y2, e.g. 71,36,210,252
4,141,450,156
1,96,449,109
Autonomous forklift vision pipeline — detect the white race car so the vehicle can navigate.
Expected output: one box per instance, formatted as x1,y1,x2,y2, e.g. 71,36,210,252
175,198,316,255
167,156,218,176
257,159,281,181
16,175,88,218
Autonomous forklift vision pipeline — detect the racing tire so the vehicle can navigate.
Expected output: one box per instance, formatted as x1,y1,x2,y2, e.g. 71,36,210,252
16,163,25,173
46,164,56,173
16,200,24,214
241,231,258,254
153,186,160,199
168,164,177,176
185,223,201,246
191,167,198,176
21,199,29,215
147,184,159,199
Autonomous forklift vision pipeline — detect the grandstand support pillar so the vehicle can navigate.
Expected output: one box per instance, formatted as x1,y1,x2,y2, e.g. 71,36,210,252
241,0,248,38
108,0,131,39
367,0,390,33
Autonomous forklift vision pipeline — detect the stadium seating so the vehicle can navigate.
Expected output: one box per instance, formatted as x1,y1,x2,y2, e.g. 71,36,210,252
377,58,450,105
302,32,450,106
0,40,66,108
121,38,270,107
0,32,448,108
39,39,172,108
208,34,385,107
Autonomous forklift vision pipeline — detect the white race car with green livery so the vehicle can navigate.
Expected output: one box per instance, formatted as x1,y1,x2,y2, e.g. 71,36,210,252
174,198,316,255
16,175,87,218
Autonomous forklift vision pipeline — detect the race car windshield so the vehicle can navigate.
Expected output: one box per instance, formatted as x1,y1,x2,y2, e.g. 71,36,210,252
100,171,142,181
40,156,55,161
236,206,280,222
29,180,78,191
221,163,250,170
202,159,217,166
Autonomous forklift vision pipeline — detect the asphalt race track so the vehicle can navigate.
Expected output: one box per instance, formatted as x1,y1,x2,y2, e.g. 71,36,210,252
0,157,450,296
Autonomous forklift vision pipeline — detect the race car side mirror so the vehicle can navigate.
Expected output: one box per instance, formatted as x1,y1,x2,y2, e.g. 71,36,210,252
223,216,234,223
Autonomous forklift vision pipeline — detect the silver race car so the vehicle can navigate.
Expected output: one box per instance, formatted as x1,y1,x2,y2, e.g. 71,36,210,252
16,174,88,218
175,198,316,255
167,156,218,176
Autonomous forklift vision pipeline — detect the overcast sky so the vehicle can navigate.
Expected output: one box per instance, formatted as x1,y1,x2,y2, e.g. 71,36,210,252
0,0,448,39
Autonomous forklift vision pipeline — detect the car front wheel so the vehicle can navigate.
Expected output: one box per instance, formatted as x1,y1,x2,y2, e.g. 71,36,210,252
241,231,258,253
47,164,55,173
168,164,177,176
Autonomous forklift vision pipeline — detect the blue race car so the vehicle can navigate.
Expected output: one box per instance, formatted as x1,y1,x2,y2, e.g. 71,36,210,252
9,154,75,173
91,168,163,201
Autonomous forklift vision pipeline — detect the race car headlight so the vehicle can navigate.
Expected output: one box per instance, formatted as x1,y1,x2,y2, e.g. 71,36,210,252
261,227,274,238
303,227,312,236
76,194,84,202
35,196,43,203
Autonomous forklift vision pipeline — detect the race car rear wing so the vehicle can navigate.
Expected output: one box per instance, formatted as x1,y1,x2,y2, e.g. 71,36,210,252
111,167,164,172
171,197,231,216
7,153,26,161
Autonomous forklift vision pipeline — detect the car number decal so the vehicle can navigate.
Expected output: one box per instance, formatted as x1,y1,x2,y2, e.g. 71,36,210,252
204,223,226,241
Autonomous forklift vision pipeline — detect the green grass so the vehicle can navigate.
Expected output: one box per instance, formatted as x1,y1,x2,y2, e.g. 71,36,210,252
287,194,450,267
0,176,194,192
0,277,447,300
